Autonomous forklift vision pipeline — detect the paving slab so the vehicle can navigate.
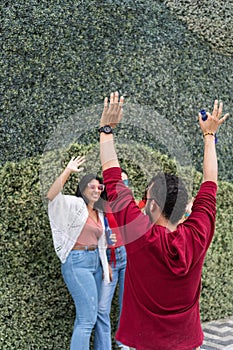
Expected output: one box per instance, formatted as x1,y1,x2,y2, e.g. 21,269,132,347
202,316,233,350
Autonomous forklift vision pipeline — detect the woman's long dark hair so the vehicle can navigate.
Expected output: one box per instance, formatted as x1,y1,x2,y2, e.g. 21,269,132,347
75,173,106,211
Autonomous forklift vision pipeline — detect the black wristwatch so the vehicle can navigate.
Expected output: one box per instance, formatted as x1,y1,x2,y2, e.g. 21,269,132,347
98,125,113,134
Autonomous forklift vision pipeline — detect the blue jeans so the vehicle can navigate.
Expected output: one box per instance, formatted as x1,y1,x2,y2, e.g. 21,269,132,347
61,249,102,350
94,245,127,349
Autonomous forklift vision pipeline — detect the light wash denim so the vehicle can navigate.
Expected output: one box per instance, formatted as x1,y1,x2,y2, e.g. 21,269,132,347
61,249,102,350
94,245,129,350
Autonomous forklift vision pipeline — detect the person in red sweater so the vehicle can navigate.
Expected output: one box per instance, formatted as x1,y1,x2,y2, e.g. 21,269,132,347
98,92,229,350
94,170,129,350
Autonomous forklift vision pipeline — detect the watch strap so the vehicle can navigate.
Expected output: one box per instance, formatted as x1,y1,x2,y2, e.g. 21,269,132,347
98,125,113,134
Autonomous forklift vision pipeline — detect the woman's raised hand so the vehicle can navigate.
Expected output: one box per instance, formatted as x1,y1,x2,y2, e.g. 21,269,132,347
66,156,86,173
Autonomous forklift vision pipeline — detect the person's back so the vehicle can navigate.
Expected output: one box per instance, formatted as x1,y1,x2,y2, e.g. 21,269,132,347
103,168,216,349
98,92,229,350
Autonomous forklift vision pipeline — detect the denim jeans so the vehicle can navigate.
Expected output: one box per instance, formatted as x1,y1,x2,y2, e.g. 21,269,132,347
94,245,128,350
61,249,102,350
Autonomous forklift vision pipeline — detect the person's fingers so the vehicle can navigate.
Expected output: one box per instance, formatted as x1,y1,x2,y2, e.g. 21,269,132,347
114,91,119,104
212,99,218,117
75,157,85,164
115,94,123,116
101,92,124,126
119,95,124,107
198,112,203,125
217,102,223,118
118,106,123,122
77,159,85,167
101,97,109,120
219,113,230,125
110,92,114,105
104,96,108,108
114,91,119,113
73,156,81,161
69,156,85,168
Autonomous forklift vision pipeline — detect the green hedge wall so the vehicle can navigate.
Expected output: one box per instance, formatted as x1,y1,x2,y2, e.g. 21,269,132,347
163,0,233,55
1,143,232,349
1,0,233,182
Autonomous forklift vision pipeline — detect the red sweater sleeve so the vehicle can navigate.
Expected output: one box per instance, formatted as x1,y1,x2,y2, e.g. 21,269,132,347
183,181,217,245
183,180,217,248
103,167,152,244
163,181,217,275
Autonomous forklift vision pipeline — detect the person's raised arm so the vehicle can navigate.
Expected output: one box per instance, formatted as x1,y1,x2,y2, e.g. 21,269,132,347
46,156,85,201
99,92,124,170
199,100,229,184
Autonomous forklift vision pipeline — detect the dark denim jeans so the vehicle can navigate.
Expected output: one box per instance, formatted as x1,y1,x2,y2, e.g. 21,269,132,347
94,246,128,350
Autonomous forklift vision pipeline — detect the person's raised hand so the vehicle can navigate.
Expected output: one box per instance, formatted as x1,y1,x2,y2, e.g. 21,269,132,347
198,99,229,135
66,156,85,173
100,91,124,128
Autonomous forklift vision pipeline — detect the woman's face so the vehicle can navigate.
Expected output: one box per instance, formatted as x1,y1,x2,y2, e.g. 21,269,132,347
83,179,104,205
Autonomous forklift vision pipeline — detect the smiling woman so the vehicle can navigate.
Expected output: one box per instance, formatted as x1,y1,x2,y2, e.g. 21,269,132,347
46,157,110,350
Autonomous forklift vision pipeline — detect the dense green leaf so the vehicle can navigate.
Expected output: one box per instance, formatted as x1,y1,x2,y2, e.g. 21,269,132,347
1,143,232,349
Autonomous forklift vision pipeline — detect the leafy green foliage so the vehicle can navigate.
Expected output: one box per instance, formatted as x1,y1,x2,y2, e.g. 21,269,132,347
0,156,73,349
1,143,232,349
1,0,232,182
162,0,233,55
1,0,232,348
201,182,233,321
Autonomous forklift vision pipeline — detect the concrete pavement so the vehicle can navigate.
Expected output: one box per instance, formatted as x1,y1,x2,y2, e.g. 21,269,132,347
202,315,233,350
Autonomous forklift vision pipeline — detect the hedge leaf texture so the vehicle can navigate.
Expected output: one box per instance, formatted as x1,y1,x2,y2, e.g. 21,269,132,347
1,0,233,181
1,143,232,349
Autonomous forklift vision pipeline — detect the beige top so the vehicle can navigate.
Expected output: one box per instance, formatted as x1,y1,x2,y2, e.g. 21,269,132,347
74,216,103,246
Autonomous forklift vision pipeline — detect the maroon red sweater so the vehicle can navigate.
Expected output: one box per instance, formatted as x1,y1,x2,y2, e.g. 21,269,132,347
103,167,217,350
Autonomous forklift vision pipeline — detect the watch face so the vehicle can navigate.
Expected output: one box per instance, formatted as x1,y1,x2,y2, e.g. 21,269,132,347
104,125,112,133
98,125,113,134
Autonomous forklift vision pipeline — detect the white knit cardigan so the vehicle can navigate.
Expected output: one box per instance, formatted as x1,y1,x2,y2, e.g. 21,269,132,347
48,192,110,283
